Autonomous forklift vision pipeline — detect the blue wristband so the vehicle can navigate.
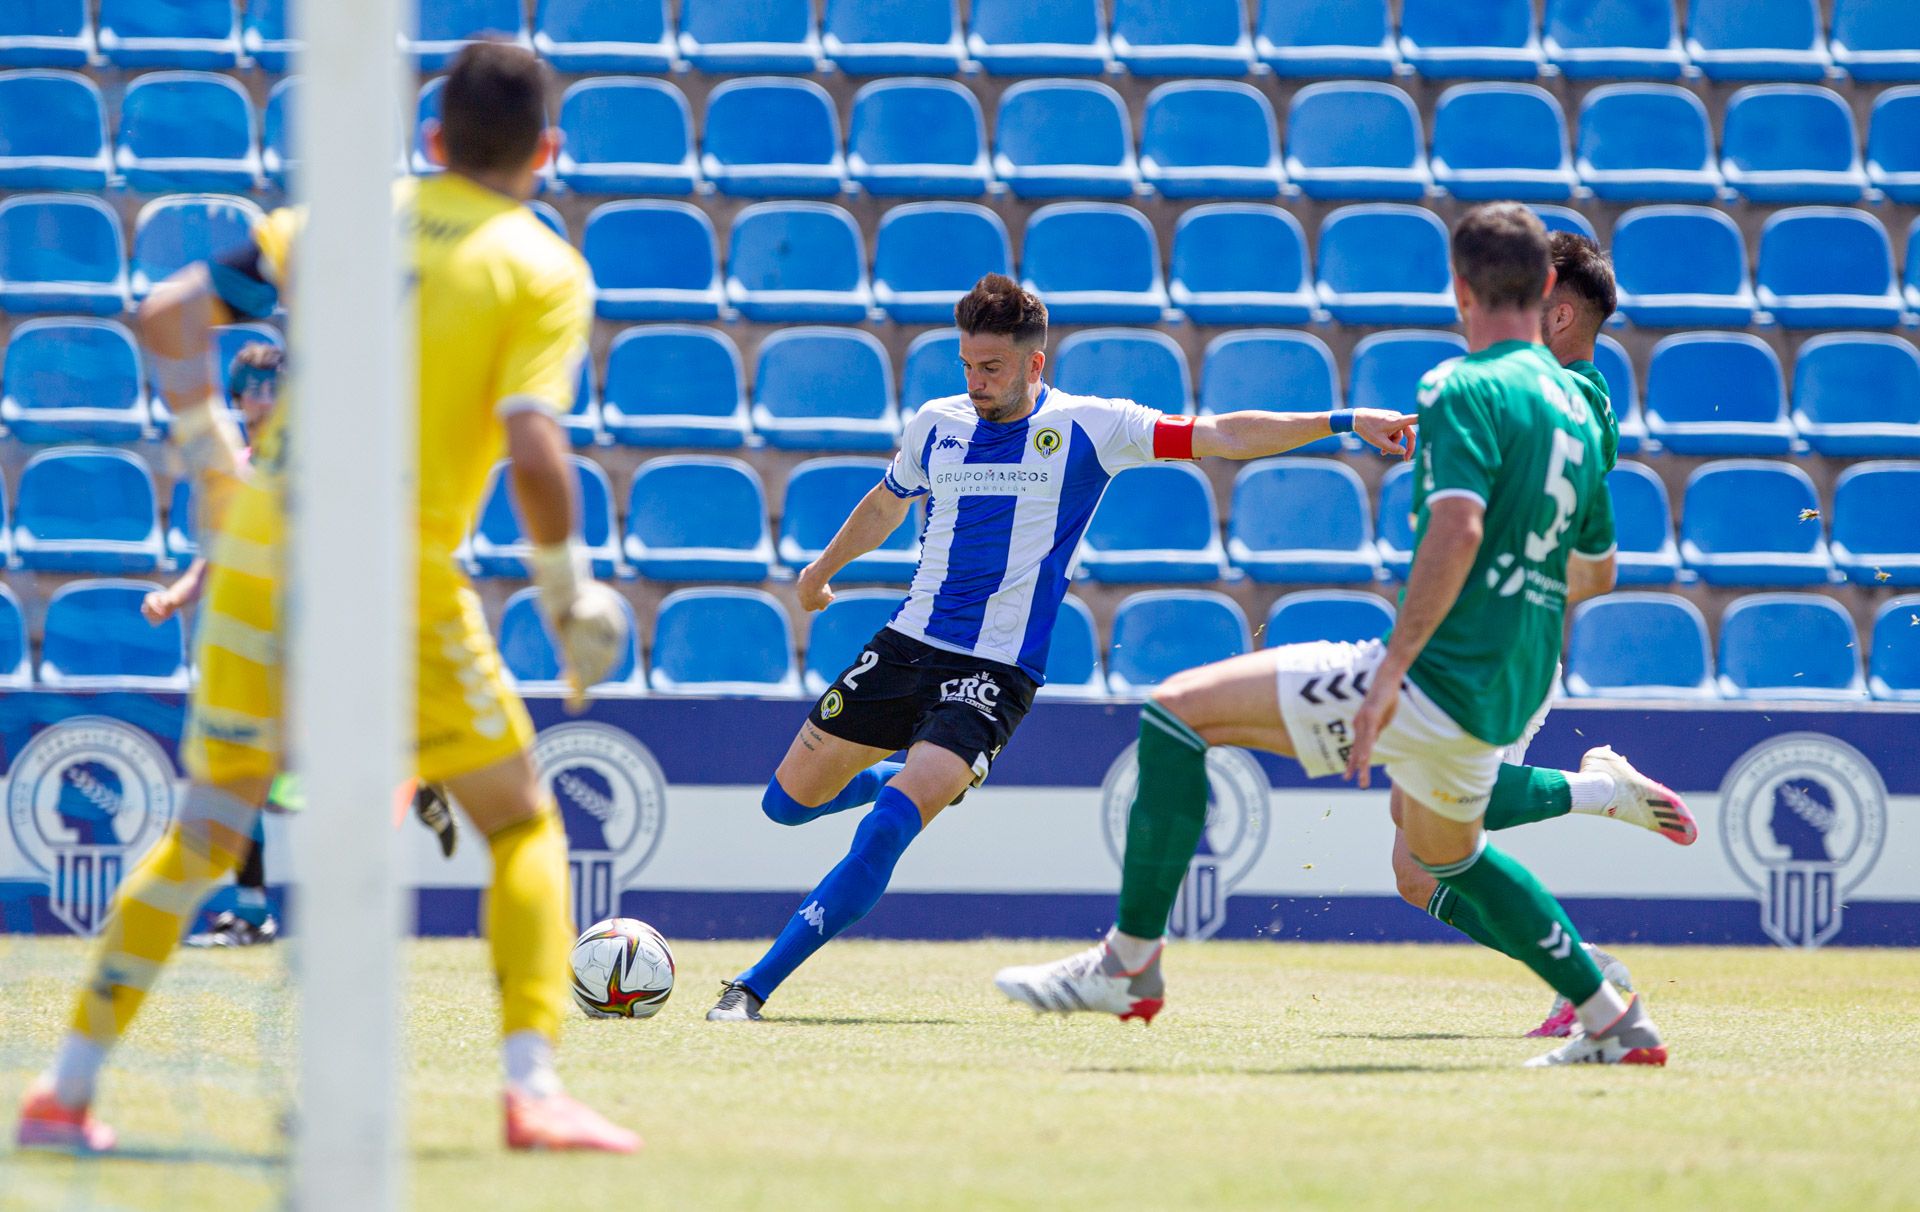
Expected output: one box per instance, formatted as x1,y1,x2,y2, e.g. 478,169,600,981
1329,409,1355,434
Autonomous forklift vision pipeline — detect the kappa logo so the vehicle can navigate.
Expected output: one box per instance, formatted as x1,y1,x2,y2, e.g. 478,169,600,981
800,901,826,934
939,672,1002,718
1719,733,1888,950
535,723,668,931
1100,744,1270,941
934,433,966,453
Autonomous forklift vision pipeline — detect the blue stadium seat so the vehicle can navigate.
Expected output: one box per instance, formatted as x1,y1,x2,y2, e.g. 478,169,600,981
12,448,163,573
1610,206,1756,327
1869,596,1920,700
679,0,818,72
0,194,125,315
1110,0,1252,76
1643,333,1793,455
1399,0,1540,78
1079,464,1222,583
1530,205,1597,240
1564,593,1714,698
497,587,644,697
1685,0,1828,81
873,203,1010,323
1681,460,1834,585
1140,82,1282,199
1756,207,1904,328
0,318,146,442
649,588,800,697
468,457,622,579
848,78,990,198
0,70,108,189
1574,84,1719,202
804,590,907,695
1228,458,1378,583
1868,88,1920,202
1832,0,1920,80
1593,333,1647,454
262,76,297,189
1054,329,1192,414
1106,591,1249,695
0,1,92,67
1910,217,1920,314
753,327,897,451
526,200,567,243
725,202,871,323
599,324,747,448
98,0,239,68
1254,0,1394,77
582,201,722,321
1021,203,1168,324
1285,82,1428,200
1720,85,1866,203
1543,0,1685,78
1717,594,1864,699
243,0,294,71
0,586,26,689
901,329,962,414
823,0,964,73
781,458,919,582
1375,461,1414,578
1315,205,1457,325
405,0,528,69
555,78,696,195
561,359,597,448
1035,594,1104,699
967,0,1109,75
165,476,195,565
115,71,259,193
1264,590,1395,646
624,457,772,583
993,79,1136,199
1606,460,1680,584
39,579,189,690
1792,334,1920,456
1831,462,1920,586
702,77,844,198
1169,204,1312,323
534,0,674,73
1430,83,1573,200
1349,330,1467,418
410,77,445,176
1199,329,1339,423
130,193,261,301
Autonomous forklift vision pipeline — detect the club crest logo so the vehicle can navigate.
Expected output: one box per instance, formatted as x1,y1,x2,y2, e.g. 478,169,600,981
1100,744,1270,941
819,689,845,720
1033,427,1062,458
535,723,668,929
1719,733,1888,950
5,717,178,936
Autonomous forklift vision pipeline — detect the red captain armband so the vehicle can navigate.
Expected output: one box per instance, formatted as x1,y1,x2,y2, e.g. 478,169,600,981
1152,414,1196,460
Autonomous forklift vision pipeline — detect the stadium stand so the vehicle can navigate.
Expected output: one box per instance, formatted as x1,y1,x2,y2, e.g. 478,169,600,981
1755,207,1905,328
751,326,897,450
532,0,675,73
1429,83,1575,200
648,588,800,696
1398,0,1541,79
1565,594,1716,698
1831,0,1920,81
165,477,195,565
1684,0,1828,82
1594,334,1647,453
1314,205,1456,324
561,359,598,446
1680,460,1835,586
38,578,189,691
965,0,1109,75
581,201,722,321
1284,81,1429,200
901,328,963,413
872,203,1010,322
1109,0,1253,77
467,457,621,579
1021,203,1168,323
1168,204,1313,324
0,0,93,67
11,446,164,573
1037,594,1106,699
1263,590,1395,647
726,201,870,323
992,78,1136,199
1053,328,1192,415
410,77,446,176
1830,462,1920,586
1791,334,1920,456
0,317,146,443
846,78,990,197
97,0,240,69
1138,81,1283,199
241,0,294,72
1348,330,1468,413
1574,84,1721,202
1227,459,1378,584
802,589,904,695
1253,0,1396,78
1106,590,1250,695
0,193,126,315
498,586,645,695
1869,597,1920,700
1375,462,1415,579
677,0,819,73
115,70,259,194
1199,330,1339,419
1720,85,1867,204
1078,463,1223,583
1716,593,1866,700
623,457,772,583
780,457,919,582
0,70,110,190
598,324,747,448
261,76,297,189
701,77,844,197
1642,332,1794,455
554,77,698,195
405,0,529,69
1610,206,1757,326
1530,203,1597,240
1606,461,1683,585
1909,218,1920,313
0,586,27,689
1867,87,1920,202
1543,0,1686,79
129,193,261,301
822,0,965,75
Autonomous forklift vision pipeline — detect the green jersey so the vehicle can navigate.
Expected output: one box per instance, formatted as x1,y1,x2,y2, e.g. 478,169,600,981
1403,341,1616,746
1563,358,1618,471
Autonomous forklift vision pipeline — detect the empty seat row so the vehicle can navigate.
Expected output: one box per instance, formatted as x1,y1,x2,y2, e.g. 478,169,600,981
0,191,260,317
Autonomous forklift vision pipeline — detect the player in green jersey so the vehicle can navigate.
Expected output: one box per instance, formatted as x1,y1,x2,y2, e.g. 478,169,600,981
996,205,1667,1067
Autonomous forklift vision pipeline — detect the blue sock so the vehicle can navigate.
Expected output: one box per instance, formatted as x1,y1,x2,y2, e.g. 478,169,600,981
738,785,923,1001
760,760,905,827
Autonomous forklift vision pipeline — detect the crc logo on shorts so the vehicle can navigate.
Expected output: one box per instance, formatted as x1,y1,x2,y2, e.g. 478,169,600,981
535,723,668,930
1719,733,1888,950
1100,744,1270,941
819,689,845,720
1033,427,1062,458
940,672,1002,719
5,717,177,936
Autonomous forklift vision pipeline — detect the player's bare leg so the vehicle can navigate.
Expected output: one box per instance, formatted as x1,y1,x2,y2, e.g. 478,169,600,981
762,721,902,825
443,752,639,1153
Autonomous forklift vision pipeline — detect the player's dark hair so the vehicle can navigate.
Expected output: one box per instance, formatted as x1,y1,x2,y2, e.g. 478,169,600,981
1547,230,1617,326
1451,203,1551,311
955,273,1048,349
438,40,547,173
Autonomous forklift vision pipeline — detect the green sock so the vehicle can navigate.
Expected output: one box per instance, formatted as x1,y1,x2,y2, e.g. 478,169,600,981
1422,840,1605,1004
1424,884,1512,955
1114,702,1210,939
1481,764,1571,831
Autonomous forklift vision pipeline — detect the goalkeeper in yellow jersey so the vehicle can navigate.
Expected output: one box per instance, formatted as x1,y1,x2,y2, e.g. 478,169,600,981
16,42,639,1154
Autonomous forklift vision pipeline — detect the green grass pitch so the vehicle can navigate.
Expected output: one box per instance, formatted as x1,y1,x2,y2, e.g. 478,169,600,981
2,937,1918,1211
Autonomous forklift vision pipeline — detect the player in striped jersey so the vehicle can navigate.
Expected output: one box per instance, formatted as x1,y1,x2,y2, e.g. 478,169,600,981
709,275,1419,1021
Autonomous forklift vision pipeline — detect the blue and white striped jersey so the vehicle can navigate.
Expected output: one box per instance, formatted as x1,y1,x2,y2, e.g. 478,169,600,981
879,385,1188,681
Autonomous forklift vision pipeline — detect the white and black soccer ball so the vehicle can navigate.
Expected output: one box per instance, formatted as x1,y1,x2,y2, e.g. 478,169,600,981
569,917,674,1019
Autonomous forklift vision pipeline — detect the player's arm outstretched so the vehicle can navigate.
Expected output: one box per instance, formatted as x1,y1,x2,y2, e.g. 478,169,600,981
1189,408,1418,462
794,484,913,612
138,263,256,531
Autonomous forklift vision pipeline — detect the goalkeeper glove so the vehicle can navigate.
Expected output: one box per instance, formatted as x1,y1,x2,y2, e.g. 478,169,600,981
529,542,626,711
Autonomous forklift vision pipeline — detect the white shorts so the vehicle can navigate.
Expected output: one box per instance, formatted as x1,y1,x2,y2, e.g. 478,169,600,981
1499,667,1557,767
1270,639,1504,822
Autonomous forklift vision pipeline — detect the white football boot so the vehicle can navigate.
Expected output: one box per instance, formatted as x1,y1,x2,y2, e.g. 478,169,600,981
994,941,1165,1022
1581,746,1698,845
1526,993,1668,1067
706,980,765,1022
1528,943,1634,1038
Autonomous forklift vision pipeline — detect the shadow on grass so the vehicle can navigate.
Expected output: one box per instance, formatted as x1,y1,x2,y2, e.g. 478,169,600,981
1067,1062,1496,1077
11,1142,287,1170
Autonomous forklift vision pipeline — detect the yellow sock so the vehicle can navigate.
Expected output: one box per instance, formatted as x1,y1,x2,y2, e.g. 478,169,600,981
485,809,574,1041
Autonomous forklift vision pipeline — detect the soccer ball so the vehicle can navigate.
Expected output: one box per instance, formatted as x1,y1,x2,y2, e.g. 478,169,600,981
569,917,674,1019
